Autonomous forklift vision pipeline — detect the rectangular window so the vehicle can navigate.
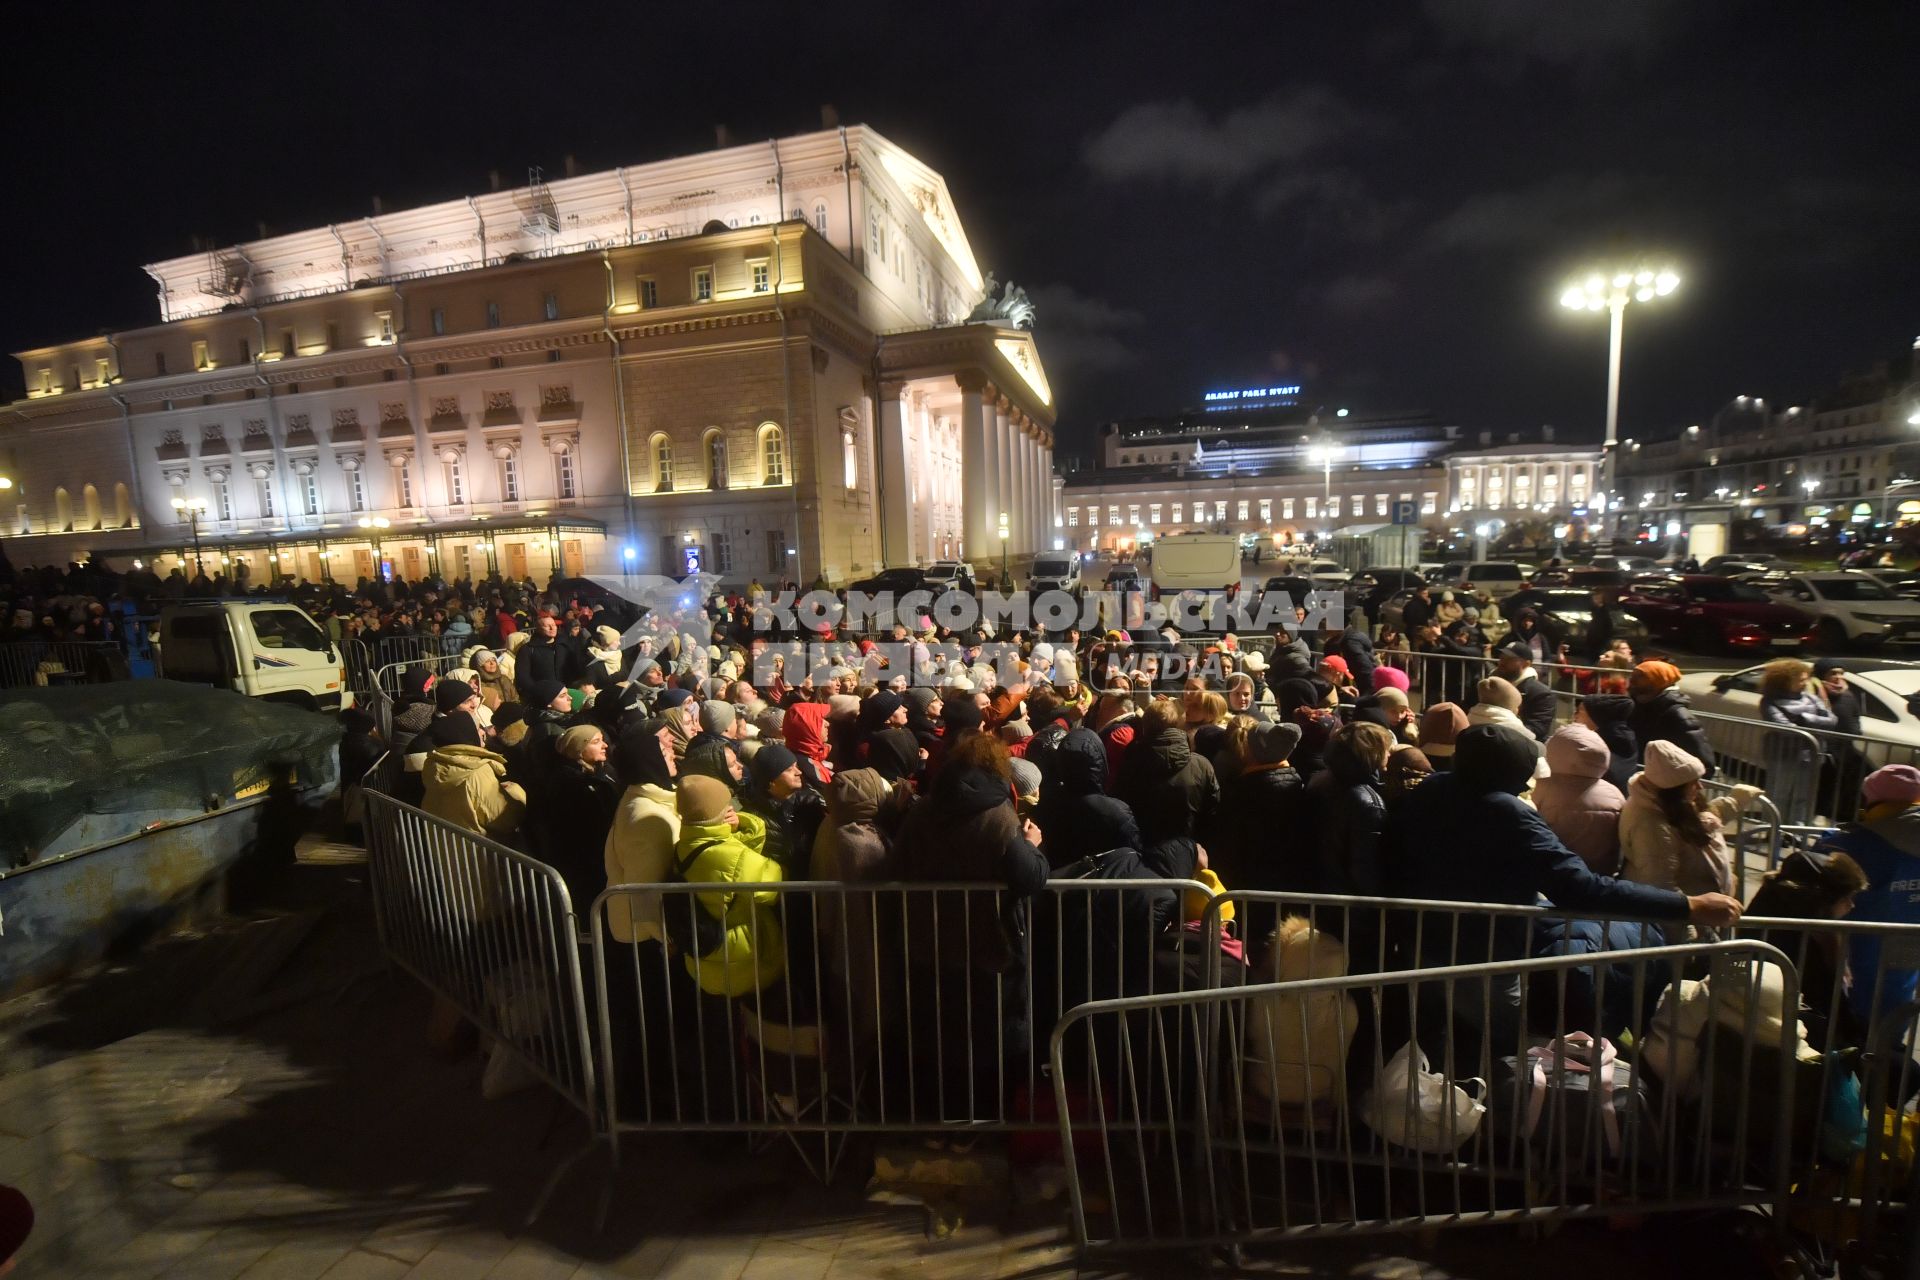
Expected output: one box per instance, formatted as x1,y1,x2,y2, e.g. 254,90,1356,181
376,311,394,342
444,457,464,505
1108,505,1119,526
638,278,658,309
1149,504,1162,525
842,430,858,489
1171,502,1183,524
192,340,210,370
280,329,296,357
1330,496,1342,518
211,478,232,521
237,339,250,363
1067,507,1080,527
1127,504,1141,526
325,323,340,350
761,430,785,484
1214,500,1226,521
555,449,577,499
542,294,558,321
348,467,365,512
1259,498,1272,524
485,302,500,328
1306,497,1318,518
1281,498,1295,519
1376,494,1389,516
713,531,734,573
256,476,274,518
749,260,770,293
96,357,111,385
766,528,788,570
1237,500,1249,521
396,462,413,509
303,472,321,516
155,352,167,376
489,356,505,370
500,453,520,502
430,309,445,336
692,267,713,302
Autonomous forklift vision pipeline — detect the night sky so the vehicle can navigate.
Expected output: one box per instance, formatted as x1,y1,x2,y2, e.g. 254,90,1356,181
6,2,1915,456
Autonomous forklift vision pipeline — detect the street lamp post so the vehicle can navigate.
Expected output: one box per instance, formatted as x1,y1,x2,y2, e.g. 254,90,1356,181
170,496,208,579
997,511,1010,586
358,516,391,580
1306,441,1337,514
1559,263,1680,545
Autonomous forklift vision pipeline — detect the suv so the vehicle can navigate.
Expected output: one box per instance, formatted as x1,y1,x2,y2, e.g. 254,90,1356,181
1455,561,1529,600
1105,562,1145,588
922,560,975,593
159,601,350,711
1765,571,1920,649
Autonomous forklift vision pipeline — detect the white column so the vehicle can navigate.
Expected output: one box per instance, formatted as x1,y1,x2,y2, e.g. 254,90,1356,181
961,377,993,562
991,400,1012,556
878,382,912,568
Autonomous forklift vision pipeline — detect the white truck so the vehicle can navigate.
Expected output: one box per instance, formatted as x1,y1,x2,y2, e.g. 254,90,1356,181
1148,533,1243,596
158,601,352,712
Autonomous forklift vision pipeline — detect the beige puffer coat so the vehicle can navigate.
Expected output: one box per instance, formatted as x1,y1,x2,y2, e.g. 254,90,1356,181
602,782,681,944
1246,917,1358,1106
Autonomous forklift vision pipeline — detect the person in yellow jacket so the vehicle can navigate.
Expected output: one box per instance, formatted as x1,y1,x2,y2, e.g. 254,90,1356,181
420,713,526,842
673,774,786,998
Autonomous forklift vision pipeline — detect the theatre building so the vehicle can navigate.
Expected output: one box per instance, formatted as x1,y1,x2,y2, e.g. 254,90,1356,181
0,124,1056,587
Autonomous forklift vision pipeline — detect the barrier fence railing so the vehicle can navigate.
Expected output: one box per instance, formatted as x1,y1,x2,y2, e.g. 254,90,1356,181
1051,940,1801,1253
0,639,124,689
360,791,599,1149
353,784,1916,1264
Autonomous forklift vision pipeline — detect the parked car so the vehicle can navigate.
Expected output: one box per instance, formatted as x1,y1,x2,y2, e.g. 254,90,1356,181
1619,574,1817,655
848,566,928,596
1105,562,1145,588
1349,567,1427,620
1763,571,1920,649
922,560,976,592
1487,588,1649,651
1451,561,1529,600
1306,558,1352,588
1861,569,1920,600
1588,555,1660,574
1702,554,1795,577
1528,566,1627,593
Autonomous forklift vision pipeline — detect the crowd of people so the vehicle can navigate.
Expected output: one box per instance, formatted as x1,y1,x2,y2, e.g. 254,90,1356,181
343,576,1920,1128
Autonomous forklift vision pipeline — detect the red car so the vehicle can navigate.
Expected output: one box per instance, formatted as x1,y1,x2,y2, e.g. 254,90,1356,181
1620,575,1818,655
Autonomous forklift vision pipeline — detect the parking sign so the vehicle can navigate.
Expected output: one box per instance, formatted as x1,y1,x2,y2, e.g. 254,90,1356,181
1391,499,1418,526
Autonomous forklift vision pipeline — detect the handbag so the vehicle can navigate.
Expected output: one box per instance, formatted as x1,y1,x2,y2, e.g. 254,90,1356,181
1362,1043,1486,1153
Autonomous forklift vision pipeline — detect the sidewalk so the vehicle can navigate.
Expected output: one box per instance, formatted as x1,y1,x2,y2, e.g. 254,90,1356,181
0,857,1795,1279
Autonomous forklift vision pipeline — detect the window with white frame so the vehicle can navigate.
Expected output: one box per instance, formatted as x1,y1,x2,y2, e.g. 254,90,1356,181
1214,501,1226,521
692,267,713,302
303,472,320,517
1330,496,1342,518
652,434,673,491
256,474,274,518
813,200,828,234
443,455,465,505
347,467,365,512
376,310,395,341
1421,491,1438,514
543,294,559,322
760,425,785,484
713,531,734,573
192,340,210,371
1376,494,1389,516
749,260,770,293
499,452,520,502
395,461,414,507
554,446,577,499
638,278,658,309
1306,496,1318,518
1067,507,1079,527
766,529,787,570
1149,504,1161,525
1172,502,1184,524
707,433,728,489
1259,498,1272,524
1127,504,1141,526
211,477,232,520
1237,500,1249,521
842,428,858,489
1108,505,1120,525
1282,498,1295,519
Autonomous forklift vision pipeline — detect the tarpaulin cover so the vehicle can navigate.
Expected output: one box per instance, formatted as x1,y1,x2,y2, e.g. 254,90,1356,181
0,682,339,868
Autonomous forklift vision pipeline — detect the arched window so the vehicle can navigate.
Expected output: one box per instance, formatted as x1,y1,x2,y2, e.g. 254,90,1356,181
758,424,786,486
705,430,728,490
842,429,858,491
81,483,102,530
114,482,133,528
651,433,674,492
54,486,74,532
813,200,829,235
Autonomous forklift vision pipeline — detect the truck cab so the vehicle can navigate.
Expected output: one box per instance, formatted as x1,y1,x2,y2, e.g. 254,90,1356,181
159,601,351,711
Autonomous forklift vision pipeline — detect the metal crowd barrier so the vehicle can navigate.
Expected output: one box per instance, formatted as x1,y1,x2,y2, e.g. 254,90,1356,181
360,790,599,1216
0,639,124,689
1051,940,1801,1254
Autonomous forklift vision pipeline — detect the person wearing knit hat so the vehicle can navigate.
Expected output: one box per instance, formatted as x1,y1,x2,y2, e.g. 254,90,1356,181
742,740,823,871
1417,702,1469,767
523,678,568,712
827,693,861,723
436,678,481,716
1382,744,1434,806
672,776,785,996
428,709,485,749
1009,757,1042,816
1813,763,1920,1023
1618,740,1759,899
1370,665,1411,693
1467,677,1549,781
1474,675,1522,713
1626,657,1716,780
858,689,905,734
698,698,740,740
556,723,607,763
595,624,622,650
1246,720,1303,766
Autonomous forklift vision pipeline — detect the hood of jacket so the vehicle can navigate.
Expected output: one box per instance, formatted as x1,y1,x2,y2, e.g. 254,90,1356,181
938,764,1014,819
424,743,508,787
1052,727,1109,795
1269,915,1349,980
1635,687,1692,718
1545,725,1610,780
1860,804,1920,856
784,701,831,763
827,767,889,824
1137,725,1191,777
1320,736,1382,789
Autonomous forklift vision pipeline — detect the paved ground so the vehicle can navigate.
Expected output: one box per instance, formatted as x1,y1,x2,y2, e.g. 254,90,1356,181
0,846,1815,1279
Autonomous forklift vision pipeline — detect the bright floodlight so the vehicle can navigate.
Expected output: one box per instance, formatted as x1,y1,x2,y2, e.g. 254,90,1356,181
1560,263,1680,314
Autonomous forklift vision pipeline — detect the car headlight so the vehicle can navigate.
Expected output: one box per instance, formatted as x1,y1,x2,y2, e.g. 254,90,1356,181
1861,612,1908,623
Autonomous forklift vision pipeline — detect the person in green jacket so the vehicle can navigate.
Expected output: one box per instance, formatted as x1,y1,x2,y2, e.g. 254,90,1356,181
674,775,785,998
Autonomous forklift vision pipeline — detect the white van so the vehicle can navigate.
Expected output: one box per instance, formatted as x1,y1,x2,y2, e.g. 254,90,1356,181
1148,533,1242,596
159,601,351,712
1027,551,1082,595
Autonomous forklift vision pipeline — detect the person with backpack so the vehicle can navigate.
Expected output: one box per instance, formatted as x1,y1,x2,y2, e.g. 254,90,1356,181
672,775,786,1000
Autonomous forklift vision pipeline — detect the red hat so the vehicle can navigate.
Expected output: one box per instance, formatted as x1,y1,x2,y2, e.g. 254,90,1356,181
1319,655,1351,677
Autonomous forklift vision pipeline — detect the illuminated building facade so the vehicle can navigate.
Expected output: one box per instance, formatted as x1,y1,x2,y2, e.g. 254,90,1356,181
2,125,1057,585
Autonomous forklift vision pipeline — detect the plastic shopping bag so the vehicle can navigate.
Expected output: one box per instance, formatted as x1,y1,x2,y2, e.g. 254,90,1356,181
1361,1042,1486,1153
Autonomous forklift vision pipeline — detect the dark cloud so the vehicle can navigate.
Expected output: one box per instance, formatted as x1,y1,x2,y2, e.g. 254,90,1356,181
1419,0,1696,69
1082,89,1358,185
1025,285,1145,377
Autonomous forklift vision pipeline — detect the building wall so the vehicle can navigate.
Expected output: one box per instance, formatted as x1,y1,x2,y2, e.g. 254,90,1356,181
1060,468,1445,549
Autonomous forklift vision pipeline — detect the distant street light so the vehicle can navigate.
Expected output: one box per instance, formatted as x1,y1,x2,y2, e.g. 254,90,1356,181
1307,440,1339,509
1559,262,1680,541
171,495,209,578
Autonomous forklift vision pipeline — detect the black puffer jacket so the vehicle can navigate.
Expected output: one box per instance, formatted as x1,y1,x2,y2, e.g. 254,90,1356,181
1627,688,1716,778
1306,737,1387,899
1213,763,1309,894
1036,728,1143,870
899,764,1048,974
1114,725,1221,849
